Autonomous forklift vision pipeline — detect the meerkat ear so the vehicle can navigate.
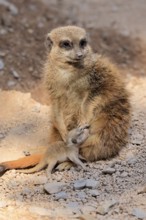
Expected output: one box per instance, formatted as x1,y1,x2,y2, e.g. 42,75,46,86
45,34,53,51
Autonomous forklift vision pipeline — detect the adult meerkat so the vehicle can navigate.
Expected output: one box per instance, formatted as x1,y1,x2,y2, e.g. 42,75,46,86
18,124,89,174
0,26,131,174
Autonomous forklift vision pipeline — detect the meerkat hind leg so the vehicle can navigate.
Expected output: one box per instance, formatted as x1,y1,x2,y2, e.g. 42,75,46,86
55,161,74,171
69,154,86,170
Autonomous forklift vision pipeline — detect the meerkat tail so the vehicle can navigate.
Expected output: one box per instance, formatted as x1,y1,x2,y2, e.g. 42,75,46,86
18,160,47,174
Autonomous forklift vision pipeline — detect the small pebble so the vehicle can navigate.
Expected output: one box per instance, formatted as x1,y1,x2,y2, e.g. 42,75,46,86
74,179,86,190
96,199,118,215
34,176,48,185
86,179,99,189
11,69,20,79
89,189,100,197
0,0,18,15
120,171,128,177
132,208,146,219
0,59,4,70
55,191,67,200
102,167,116,175
0,201,8,208
7,80,16,87
44,182,65,194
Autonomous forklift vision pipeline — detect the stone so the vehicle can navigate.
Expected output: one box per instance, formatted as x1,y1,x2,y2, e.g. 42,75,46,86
0,0,18,15
0,133,5,139
0,51,6,57
0,59,4,70
86,179,98,189
67,202,79,209
11,69,20,79
120,171,128,177
55,191,67,200
7,80,16,87
0,201,8,208
33,176,48,185
127,158,137,165
81,205,95,214
132,208,146,219
102,167,116,175
44,182,65,194
137,186,146,194
96,199,118,215
77,191,86,199
89,189,100,197
66,202,80,214
74,179,86,190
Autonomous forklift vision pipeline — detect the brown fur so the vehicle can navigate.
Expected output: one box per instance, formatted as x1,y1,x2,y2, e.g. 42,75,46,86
0,26,131,174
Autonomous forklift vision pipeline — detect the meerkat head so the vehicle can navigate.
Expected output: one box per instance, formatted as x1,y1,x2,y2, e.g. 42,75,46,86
67,124,90,147
45,26,92,65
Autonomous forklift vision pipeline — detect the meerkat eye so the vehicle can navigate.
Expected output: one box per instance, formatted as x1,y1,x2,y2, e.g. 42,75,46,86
71,138,77,144
59,40,72,49
80,38,87,48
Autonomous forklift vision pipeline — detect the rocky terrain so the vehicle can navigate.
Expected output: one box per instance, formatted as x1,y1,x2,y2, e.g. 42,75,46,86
0,0,146,219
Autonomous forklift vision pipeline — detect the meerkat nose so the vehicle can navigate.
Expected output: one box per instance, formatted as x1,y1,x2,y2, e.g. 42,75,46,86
76,52,83,59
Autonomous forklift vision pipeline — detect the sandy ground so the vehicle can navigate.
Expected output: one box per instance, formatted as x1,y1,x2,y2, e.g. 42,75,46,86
0,0,146,219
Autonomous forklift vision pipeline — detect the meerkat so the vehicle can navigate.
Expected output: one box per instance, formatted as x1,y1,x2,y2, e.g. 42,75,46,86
18,124,89,174
0,26,131,174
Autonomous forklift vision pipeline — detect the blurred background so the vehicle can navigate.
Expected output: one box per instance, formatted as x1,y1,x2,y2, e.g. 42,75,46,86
0,0,146,93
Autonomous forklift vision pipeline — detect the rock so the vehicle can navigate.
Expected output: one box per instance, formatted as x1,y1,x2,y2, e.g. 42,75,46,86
0,0,18,15
21,187,31,196
102,167,116,175
0,29,7,35
0,133,5,139
0,51,7,57
96,199,118,215
74,179,86,190
55,191,67,200
0,201,8,208
86,179,98,189
131,133,143,145
81,205,95,214
74,179,98,190
137,186,146,194
0,59,4,70
11,69,20,79
127,158,137,165
34,176,48,185
89,189,100,197
132,208,146,219
44,182,65,194
77,191,86,199
7,80,16,87
66,202,80,214
120,171,128,177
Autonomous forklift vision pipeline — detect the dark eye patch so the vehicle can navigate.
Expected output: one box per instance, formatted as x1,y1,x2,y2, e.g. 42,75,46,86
80,38,87,48
71,138,77,144
59,40,73,49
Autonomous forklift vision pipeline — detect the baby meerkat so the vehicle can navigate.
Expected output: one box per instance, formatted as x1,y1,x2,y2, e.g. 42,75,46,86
18,124,90,174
